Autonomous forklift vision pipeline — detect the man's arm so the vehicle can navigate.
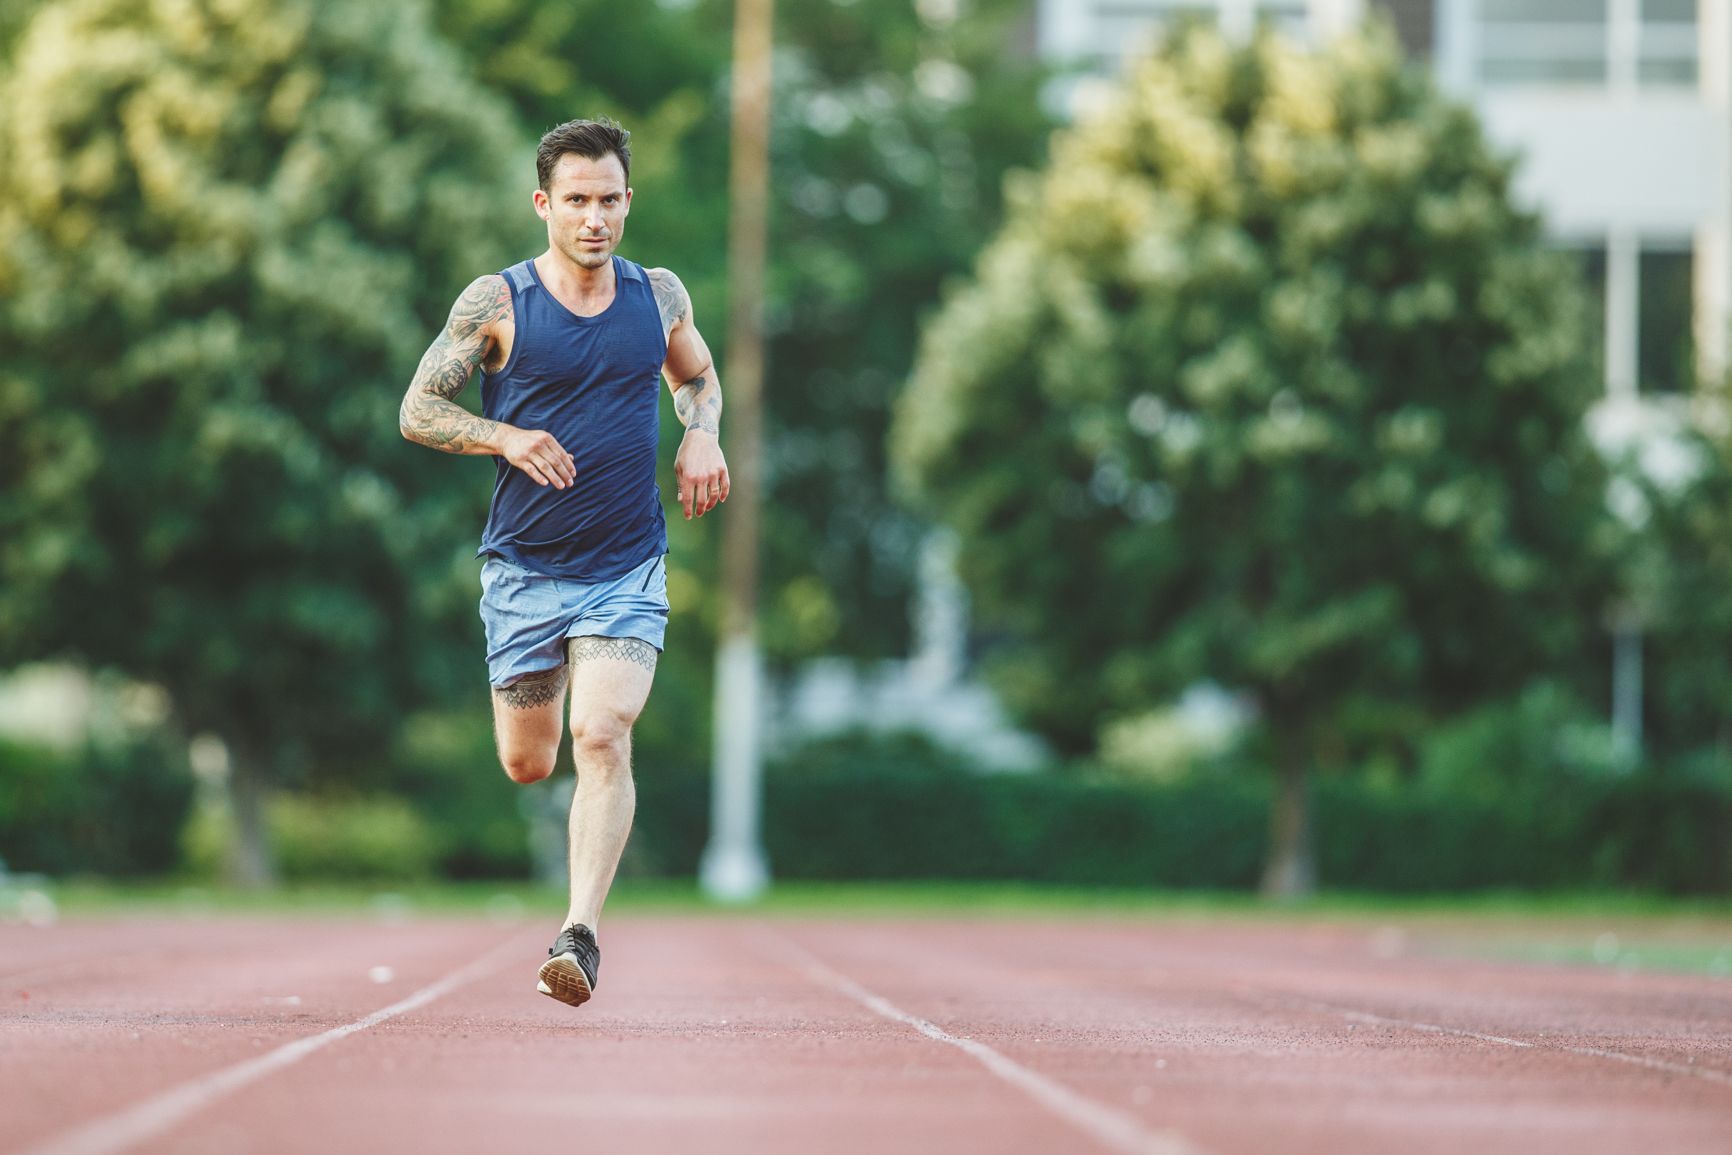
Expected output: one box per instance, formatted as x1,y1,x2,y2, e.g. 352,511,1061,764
400,275,574,489
649,267,729,519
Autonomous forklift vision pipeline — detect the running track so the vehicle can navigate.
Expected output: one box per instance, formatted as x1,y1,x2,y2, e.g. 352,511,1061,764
3,914,1730,1153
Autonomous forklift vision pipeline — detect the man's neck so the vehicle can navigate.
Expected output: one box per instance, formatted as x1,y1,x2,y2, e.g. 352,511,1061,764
535,249,616,314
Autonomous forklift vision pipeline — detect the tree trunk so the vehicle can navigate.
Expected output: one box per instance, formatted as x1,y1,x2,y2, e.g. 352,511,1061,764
1259,730,1315,901
224,739,277,890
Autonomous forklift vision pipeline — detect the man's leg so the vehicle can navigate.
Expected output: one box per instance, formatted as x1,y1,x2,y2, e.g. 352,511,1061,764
491,664,568,784
562,634,657,932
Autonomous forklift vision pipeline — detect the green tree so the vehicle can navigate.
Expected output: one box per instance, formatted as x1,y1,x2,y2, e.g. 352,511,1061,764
894,24,1616,897
0,0,530,884
759,0,1054,660
1625,418,1732,769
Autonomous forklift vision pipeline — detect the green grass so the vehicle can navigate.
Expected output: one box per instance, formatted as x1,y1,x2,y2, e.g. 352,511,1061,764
23,878,1731,977
31,875,1732,919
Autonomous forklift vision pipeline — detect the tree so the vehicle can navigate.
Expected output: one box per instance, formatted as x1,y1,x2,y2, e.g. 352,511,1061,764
758,0,1054,660
1623,411,1732,768
0,0,531,884
894,24,1616,897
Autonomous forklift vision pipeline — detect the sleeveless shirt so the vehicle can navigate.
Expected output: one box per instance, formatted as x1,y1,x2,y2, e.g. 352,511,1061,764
477,255,669,580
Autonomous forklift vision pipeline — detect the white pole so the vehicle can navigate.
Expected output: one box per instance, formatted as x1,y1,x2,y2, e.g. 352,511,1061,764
700,0,773,902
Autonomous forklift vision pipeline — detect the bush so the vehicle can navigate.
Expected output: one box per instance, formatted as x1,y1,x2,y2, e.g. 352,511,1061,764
184,792,439,883
635,732,1732,894
752,733,1268,886
0,736,194,876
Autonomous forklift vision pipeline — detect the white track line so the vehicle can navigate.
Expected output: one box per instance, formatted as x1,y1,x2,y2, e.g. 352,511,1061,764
776,934,1207,1155
18,932,532,1155
1274,993,1732,1089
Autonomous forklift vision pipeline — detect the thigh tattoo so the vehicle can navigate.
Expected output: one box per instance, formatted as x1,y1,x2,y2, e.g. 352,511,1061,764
567,636,658,671
496,663,569,709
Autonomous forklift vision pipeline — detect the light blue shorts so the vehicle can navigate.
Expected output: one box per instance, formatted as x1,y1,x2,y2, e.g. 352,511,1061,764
478,552,668,688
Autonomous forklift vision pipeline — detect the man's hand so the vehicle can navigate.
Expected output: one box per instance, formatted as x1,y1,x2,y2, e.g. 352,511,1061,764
499,426,576,490
675,429,729,519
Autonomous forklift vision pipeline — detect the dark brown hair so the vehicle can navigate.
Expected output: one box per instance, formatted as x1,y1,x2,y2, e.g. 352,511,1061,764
536,118,631,191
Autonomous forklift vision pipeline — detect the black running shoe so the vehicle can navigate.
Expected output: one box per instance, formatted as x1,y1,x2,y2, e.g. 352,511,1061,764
537,923,600,1007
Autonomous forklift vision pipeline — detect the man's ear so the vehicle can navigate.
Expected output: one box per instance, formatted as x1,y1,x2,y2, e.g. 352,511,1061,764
532,188,551,221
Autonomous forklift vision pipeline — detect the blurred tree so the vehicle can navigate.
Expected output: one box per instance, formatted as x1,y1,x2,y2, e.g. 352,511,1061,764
761,0,1053,660
894,24,1617,897
0,0,531,885
0,0,37,54
1627,419,1732,771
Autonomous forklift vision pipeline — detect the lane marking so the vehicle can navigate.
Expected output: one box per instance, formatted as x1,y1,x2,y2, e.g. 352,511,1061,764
17,932,533,1155
1269,993,1732,1089
775,934,1207,1155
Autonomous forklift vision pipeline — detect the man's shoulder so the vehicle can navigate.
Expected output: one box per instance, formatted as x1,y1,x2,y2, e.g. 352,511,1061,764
643,266,690,328
450,272,513,329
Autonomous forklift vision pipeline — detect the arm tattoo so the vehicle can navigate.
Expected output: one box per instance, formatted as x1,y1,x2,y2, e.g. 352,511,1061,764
400,275,511,453
495,663,570,710
672,373,721,435
647,267,690,338
567,635,659,672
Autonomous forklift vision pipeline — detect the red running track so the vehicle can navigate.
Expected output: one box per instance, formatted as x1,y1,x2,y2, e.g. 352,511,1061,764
2,914,1730,1154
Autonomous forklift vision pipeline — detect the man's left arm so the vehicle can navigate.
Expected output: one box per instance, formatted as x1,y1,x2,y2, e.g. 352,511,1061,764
649,267,729,520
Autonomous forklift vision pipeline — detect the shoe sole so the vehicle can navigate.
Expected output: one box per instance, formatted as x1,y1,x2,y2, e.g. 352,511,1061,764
537,954,593,1007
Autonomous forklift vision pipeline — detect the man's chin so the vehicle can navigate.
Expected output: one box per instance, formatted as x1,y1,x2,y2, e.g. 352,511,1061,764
568,246,613,269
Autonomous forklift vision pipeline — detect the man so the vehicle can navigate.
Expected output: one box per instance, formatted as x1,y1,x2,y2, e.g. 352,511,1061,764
399,118,727,1008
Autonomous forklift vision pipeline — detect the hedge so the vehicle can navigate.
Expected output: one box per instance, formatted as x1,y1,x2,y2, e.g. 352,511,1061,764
631,740,1732,894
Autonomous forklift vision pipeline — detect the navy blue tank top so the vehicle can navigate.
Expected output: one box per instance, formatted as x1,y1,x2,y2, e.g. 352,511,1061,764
477,255,668,580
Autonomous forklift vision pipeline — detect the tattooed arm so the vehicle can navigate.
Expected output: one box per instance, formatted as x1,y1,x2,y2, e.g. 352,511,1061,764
648,267,729,519
400,275,575,489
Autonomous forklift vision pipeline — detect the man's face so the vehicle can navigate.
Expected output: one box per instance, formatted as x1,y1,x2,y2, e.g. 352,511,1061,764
534,152,631,270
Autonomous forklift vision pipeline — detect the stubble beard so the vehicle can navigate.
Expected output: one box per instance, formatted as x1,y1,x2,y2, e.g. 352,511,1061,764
563,233,616,270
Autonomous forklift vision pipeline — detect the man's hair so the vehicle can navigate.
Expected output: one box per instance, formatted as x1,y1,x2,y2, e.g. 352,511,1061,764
537,118,631,191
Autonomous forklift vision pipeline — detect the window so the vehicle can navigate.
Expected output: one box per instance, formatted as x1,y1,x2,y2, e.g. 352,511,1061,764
1638,246,1694,393
1639,0,1698,87
1478,0,1608,86
1473,0,1698,90
1570,244,1610,389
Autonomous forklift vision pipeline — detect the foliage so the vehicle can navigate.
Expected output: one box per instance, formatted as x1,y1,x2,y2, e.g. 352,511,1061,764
184,791,439,882
895,25,1614,771
0,0,530,843
1413,679,1620,796
1624,418,1732,764
624,732,1732,893
759,0,1054,660
0,735,194,876
389,709,532,878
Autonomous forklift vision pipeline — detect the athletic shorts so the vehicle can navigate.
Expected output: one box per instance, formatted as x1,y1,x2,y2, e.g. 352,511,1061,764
478,551,668,688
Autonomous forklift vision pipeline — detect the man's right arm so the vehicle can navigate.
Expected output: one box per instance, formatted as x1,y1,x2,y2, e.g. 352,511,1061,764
400,275,574,489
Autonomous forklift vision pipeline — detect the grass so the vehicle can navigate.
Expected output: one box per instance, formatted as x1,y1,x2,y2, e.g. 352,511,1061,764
15,878,1732,977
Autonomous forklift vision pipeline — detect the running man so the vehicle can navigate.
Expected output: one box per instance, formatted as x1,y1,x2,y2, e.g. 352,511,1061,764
399,118,728,1007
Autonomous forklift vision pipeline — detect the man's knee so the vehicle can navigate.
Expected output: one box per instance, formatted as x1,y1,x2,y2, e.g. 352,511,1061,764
500,748,557,785
569,708,634,766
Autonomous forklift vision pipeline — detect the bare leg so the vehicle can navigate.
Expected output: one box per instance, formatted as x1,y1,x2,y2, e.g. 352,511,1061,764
564,635,656,932
490,664,568,784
